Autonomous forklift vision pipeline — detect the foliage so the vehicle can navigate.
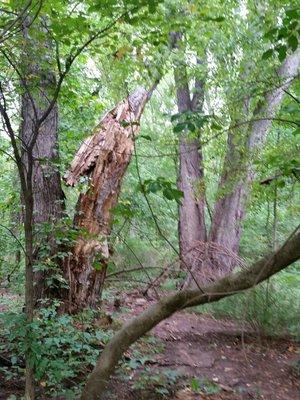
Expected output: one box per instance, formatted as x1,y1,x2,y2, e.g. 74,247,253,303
194,271,300,338
263,8,300,61
132,367,179,396
189,376,221,395
0,302,112,398
0,0,299,397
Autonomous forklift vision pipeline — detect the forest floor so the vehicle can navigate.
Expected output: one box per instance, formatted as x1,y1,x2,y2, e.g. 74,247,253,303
103,291,300,400
0,290,299,399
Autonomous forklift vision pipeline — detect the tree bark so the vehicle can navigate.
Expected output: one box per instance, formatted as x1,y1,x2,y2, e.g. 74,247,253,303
171,32,206,273
20,22,65,301
209,48,300,267
80,229,300,399
18,19,64,398
62,87,149,312
21,95,63,226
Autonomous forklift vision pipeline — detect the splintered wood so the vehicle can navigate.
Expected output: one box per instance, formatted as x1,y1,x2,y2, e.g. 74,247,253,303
65,87,148,188
63,87,149,311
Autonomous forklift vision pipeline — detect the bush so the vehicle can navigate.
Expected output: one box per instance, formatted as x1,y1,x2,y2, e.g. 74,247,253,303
0,302,112,398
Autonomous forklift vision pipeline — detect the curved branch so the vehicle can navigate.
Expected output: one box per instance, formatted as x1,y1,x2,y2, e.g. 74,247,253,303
80,229,300,399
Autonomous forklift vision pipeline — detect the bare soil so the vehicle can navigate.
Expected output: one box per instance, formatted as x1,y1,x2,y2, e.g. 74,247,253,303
106,292,300,400
0,291,299,399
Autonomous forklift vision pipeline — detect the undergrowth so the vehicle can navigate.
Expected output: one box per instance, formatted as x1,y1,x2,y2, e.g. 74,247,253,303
0,301,112,398
0,298,167,399
194,271,300,339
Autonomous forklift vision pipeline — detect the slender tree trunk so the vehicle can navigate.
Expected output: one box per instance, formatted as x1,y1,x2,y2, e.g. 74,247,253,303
61,88,150,312
172,32,206,274
24,186,35,400
16,18,65,398
209,129,248,254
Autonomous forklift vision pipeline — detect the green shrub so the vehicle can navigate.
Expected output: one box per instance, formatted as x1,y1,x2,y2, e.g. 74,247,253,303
132,368,180,396
0,302,111,398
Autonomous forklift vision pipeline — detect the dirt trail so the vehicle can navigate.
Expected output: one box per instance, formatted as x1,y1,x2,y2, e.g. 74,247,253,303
0,291,299,399
116,293,300,400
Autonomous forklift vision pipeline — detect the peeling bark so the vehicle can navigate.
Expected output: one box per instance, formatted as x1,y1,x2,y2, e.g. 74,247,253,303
62,87,149,311
80,230,300,399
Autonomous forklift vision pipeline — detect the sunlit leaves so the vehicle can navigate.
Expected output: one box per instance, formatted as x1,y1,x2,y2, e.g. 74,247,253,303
263,8,299,62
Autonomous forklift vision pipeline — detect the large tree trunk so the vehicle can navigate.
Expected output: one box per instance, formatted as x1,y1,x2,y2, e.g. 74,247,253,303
172,32,206,274
209,47,300,266
62,87,149,312
21,91,64,225
80,229,300,399
20,22,64,301
179,47,300,287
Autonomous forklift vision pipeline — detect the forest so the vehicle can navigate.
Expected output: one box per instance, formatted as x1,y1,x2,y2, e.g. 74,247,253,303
0,0,299,399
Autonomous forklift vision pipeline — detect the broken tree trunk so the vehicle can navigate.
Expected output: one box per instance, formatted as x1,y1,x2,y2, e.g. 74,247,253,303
62,87,149,312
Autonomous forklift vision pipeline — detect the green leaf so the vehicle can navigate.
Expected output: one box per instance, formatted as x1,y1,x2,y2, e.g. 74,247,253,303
147,181,162,193
139,134,152,141
265,28,277,39
262,49,273,60
171,113,181,121
288,35,298,51
162,188,183,202
187,122,196,132
213,16,225,22
203,16,225,22
173,122,187,133
277,180,286,188
277,27,288,39
276,45,287,61
286,9,299,20
148,0,157,14
93,262,103,271
211,122,222,130
190,377,200,392
292,128,300,136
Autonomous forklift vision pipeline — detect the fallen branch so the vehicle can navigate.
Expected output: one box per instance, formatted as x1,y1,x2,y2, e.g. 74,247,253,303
80,229,300,399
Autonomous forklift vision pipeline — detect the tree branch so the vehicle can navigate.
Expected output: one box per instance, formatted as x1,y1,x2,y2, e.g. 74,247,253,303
80,228,300,399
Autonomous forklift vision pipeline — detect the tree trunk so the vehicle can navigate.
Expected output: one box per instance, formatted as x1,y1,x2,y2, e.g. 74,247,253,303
21,92,64,224
80,229,300,399
62,87,149,312
209,128,248,254
172,32,206,274
209,47,300,270
20,23,65,301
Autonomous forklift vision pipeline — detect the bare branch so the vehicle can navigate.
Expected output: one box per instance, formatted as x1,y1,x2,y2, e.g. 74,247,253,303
0,222,27,256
